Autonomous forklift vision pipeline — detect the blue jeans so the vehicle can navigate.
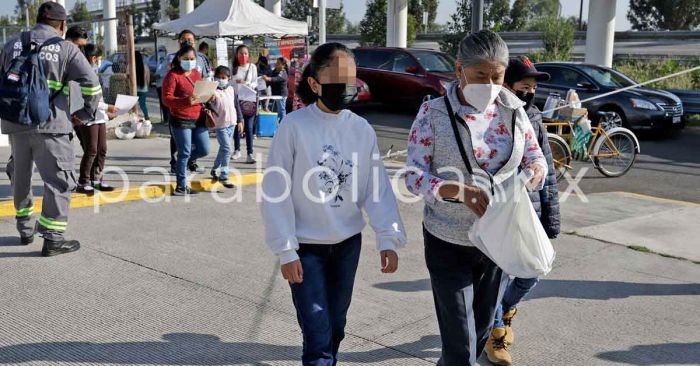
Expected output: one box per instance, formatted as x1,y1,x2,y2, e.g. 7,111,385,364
213,126,234,180
290,233,362,366
274,97,287,122
233,114,255,155
172,126,210,188
493,277,540,328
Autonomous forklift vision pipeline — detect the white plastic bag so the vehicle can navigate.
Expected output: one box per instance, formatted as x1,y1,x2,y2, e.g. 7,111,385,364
468,172,555,278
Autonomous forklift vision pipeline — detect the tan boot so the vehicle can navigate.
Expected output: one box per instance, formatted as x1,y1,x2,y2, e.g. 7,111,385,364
502,308,518,345
485,327,512,366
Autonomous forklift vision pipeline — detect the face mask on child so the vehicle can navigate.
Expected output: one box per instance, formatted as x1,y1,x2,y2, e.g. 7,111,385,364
217,79,229,89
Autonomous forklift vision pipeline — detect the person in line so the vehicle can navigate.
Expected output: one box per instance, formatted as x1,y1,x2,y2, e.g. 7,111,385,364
263,57,289,123
209,65,243,189
156,29,211,174
404,30,547,366
261,42,406,366
65,25,88,49
483,56,561,366
1,2,101,256
198,41,210,66
231,45,257,164
75,44,118,194
134,50,151,121
162,45,211,196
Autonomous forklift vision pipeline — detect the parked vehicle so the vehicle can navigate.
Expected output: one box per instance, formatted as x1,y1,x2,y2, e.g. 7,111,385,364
286,72,370,111
535,62,684,131
146,49,167,75
353,47,456,109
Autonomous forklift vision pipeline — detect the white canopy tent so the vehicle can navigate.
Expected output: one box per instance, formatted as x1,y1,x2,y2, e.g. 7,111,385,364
153,0,308,37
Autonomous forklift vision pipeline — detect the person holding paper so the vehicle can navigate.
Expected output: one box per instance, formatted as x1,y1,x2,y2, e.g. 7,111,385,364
162,45,211,196
74,44,118,194
231,45,257,164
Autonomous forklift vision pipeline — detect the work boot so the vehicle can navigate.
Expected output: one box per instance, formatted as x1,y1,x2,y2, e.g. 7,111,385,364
20,235,34,245
41,239,81,257
502,308,518,345
485,327,512,366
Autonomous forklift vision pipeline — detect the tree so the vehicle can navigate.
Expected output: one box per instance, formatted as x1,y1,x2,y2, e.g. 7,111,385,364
327,1,347,34
438,0,470,57
531,0,560,18
69,1,91,23
508,0,531,31
359,0,387,46
15,0,41,27
628,0,700,31
529,16,574,61
409,0,439,32
345,20,360,34
485,0,510,31
144,0,161,29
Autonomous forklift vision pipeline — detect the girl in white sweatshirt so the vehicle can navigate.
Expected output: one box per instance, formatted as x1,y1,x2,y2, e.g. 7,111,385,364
260,43,407,366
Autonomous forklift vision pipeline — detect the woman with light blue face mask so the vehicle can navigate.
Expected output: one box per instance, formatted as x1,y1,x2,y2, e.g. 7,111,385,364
162,45,211,196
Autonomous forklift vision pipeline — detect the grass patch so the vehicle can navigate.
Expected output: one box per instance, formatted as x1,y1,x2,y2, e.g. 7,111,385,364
686,114,700,127
628,245,652,253
627,245,697,264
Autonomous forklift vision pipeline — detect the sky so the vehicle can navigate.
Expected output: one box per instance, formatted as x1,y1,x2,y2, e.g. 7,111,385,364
1,0,633,31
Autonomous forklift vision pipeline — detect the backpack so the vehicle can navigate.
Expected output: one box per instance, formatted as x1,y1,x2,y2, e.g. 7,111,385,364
0,32,64,126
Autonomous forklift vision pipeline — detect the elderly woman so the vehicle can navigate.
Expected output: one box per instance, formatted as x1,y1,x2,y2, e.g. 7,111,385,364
405,30,547,366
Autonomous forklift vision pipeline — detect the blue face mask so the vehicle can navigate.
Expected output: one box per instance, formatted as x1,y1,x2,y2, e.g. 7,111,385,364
217,79,229,89
181,59,197,71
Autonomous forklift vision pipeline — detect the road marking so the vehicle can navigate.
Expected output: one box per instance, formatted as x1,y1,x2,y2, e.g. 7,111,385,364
0,174,263,217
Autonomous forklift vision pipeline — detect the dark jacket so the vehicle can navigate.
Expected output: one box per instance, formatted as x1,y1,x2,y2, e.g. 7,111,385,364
527,105,561,238
268,68,288,97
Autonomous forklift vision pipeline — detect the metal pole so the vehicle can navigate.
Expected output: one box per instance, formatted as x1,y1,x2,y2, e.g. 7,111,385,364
318,0,326,45
126,14,138,98
579,0,585,30
25,5,29,31
2,28,5,45
471,0,483,33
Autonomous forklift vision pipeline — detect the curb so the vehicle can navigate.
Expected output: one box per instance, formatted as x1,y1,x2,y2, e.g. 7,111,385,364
0,174,262,218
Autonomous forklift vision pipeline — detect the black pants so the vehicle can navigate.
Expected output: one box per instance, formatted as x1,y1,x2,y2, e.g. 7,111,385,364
424,227,508,366
78,123,107,185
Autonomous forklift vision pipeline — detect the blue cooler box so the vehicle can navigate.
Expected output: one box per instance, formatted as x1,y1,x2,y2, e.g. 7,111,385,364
257,111,278,137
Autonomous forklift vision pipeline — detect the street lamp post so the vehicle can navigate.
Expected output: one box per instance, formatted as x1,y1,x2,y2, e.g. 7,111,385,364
471,0,483,33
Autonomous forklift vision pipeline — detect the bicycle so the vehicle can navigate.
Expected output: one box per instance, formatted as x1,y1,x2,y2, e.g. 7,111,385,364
545,111,640,181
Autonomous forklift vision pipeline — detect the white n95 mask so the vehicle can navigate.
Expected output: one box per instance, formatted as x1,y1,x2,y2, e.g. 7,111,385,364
461,83,502,113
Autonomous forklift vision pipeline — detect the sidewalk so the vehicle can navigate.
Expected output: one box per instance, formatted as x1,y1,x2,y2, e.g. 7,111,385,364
0,131,698,365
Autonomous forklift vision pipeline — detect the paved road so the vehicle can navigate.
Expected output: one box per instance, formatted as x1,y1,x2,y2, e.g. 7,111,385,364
351,105,700,203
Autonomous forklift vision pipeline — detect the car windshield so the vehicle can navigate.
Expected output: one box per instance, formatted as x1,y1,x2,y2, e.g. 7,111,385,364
410,51,454,73
579,65,636,88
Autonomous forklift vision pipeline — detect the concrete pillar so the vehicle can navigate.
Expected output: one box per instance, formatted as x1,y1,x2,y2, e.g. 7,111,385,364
265,0,282,16
386,0,394,47
103,0,117,56
180,0,194,18
318,0,326,44
585,0,617,67
160,0,170,22
393,0,408,48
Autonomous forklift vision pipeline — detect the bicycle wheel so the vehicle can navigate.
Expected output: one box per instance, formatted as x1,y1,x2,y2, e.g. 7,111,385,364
593,129,638,177
547,133,571,182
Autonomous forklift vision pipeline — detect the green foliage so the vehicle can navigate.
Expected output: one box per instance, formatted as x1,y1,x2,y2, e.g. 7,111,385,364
359,0,386,46
345,20,359,34
409,0,438,32
15,0,41,27
438,0,470,57
628,0,700,31
531,0,560,18
508,0,531,31
407,13,416,47
69,1,91,23
530,16,574,61
327,2,347,34
614,58,700,90
485,0,511,32
145,0,161,29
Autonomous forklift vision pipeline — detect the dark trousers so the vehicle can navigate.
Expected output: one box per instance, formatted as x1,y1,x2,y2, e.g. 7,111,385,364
78,123,107,185
424,227,508,366
290,233,362,366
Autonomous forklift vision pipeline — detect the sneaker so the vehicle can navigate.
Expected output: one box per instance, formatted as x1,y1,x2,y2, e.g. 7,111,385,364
246,154,256,164
93,182,115,192
172,186,200,196
221,180,235,189
485,327,512,366
76,185,95,194
188,163,205,173
232,150,242,160
210,169,218,181
41,239,81,257
502,308,517,345
20,235,34,245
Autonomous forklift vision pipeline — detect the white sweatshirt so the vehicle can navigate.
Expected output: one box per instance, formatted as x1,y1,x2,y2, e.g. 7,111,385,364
261,103,407,264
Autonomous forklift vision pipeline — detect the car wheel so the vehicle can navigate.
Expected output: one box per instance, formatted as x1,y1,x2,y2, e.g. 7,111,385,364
598,108,626,130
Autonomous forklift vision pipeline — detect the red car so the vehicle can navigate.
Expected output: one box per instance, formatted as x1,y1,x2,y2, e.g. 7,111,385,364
353,47,456,109
287,68,371,111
